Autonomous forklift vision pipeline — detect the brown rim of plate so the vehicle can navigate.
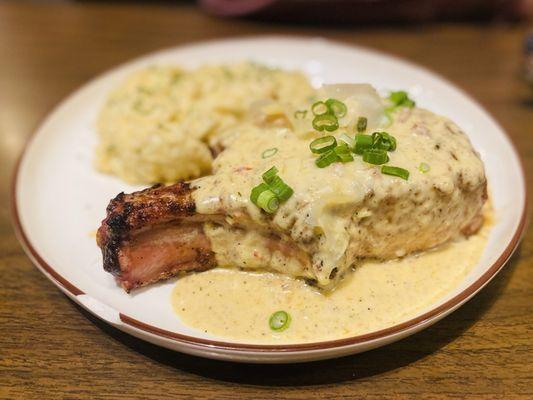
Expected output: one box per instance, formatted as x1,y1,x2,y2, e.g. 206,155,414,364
9,36,529,353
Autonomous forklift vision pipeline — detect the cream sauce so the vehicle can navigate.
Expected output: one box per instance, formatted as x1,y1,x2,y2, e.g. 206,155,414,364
192,106,486,287
171,220,490,344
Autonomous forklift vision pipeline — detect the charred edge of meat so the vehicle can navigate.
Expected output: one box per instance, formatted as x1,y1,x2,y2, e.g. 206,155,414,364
97,193,130,276
96,182,196,276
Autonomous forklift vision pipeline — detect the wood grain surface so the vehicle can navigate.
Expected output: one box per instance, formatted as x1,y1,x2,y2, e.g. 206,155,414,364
0,2,531,399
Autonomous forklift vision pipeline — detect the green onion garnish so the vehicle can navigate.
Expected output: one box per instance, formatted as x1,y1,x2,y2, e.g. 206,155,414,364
334,143,351,153
381,165,410,180
294,110,307,119
334,143,354,163
312,114,339,132
315,149,339,168
325,99,347,118
251,167,294,214
250,183,270,204
250,180,281,213
362,149,389,165
385,91,415,126
267,175,294,202
389,90,416,108
337,153,354,163
339,133,355,148
353,134,373,155
418,162,431,173
261,148,278,159
309,135,337,154
304,98,403,170
262,166,278,184
372,132,397,151
389,91,408,105
310,98,346,132
256,189,279,213
311,101,329,116
269,310,291,331
356,117,367,133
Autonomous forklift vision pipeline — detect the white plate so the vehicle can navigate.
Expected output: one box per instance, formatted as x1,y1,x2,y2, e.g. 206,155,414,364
13,36,527,363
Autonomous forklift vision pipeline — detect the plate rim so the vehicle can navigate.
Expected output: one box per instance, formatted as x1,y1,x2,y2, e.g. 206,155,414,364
11,35,529,354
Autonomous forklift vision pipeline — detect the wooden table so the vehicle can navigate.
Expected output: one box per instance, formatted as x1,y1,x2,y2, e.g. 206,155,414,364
1,2,531,398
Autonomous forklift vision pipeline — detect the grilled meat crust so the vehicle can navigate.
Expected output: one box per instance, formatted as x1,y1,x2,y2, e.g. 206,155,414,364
96,182,216,291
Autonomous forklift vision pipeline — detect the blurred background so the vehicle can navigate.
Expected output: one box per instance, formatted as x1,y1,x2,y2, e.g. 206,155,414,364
1,2,532,398
13,0,533,23
199,0,533,22
57,0,533,22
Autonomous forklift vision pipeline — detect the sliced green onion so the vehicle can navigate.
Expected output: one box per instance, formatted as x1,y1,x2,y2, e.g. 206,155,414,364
334,143,350,153
311,101,329,116
269,310,291,331
293,110,307,119
267,176,294,202
256,189,279,213
372,132,397,151
389,91,408,105
353,134,373,155
418,162,431,173
388,134,397,151
389,90,416,108
362,149,389,165
334,143,354,163
312,114,339,132
261,147,278,159
315,149,339,168
251,167,294,213
309,135,337,154
325,98,347,117
339,133,355,148
356,117,367,133
250,183,270,204
262,166,278,184
337,153,354,163
381,165,410,180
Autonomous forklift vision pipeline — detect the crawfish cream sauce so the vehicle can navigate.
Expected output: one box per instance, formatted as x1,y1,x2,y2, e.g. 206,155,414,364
171,220,490,343
172,88,489,343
